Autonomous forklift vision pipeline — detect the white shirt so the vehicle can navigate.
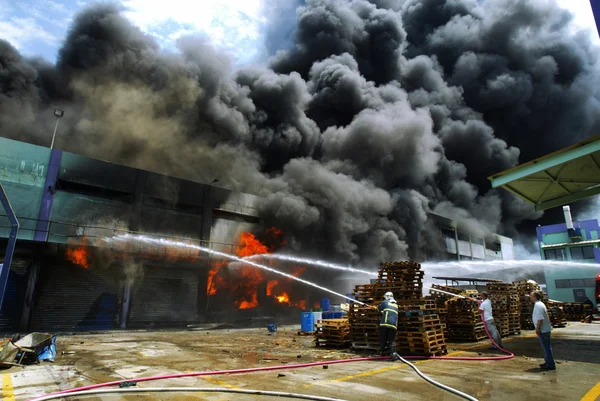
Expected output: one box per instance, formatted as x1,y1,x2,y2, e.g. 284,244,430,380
479,299,493,321
532,301,552,333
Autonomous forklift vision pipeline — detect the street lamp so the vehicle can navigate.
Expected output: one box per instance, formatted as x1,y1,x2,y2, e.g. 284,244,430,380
50,109,64,150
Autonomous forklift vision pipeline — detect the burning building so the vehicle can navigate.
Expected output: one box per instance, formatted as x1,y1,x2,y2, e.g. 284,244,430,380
0,135,515,333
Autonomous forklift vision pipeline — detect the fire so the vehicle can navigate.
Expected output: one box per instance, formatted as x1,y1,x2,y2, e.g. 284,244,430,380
237,232,269,257
206,228,308,310
66,245,89,269
276,292,290,303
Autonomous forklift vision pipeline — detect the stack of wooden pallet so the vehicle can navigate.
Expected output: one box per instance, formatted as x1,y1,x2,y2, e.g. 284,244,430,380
349,284,382,350
428,285,462,337
562,302,593,321
349,261,448,356
546,301,568,328
396,299,447,356
377,261,424,300
315,318,351,348
486,283,521,337
445,298,487,342
513,280,540,330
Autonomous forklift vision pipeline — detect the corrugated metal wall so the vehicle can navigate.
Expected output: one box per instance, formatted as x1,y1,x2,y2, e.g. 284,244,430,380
0,258,30,332
127,264,200,328
29,263,124,332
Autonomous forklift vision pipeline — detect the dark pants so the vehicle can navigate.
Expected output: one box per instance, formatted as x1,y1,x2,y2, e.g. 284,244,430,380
538,331,556,368
379,326,396,355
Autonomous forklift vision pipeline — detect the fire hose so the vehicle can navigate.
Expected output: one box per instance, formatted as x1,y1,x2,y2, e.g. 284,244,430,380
29,310,512,401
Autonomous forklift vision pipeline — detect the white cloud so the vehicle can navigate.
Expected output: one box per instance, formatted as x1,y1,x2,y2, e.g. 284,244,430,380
557,0,600,43
121,0,265,63
0,16,58,50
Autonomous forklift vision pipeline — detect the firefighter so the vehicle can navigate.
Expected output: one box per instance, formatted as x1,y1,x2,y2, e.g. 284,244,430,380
376,292,399,360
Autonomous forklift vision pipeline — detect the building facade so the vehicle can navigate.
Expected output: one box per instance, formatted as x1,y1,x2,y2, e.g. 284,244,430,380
1,136,516,332
537,206,600,305
429,214,514,262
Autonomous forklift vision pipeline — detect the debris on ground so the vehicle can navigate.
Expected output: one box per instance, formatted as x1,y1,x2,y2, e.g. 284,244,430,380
0,333,56,368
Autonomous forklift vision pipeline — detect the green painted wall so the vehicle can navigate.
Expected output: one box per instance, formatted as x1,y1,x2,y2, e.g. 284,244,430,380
0,138,49,240
542,232,570,245
544,264,599,304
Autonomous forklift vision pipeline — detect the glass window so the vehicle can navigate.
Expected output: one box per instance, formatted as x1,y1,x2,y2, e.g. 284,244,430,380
570,247,584,260
582,246,595,259
584,278,596,287
471,236,484,245
570,279,585,287
457,232,469,241
555,279,570,288
441,228,455,239
544,249,555,260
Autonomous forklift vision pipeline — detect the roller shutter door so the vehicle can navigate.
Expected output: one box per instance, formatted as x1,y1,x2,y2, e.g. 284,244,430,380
128,265,200,328
29,263,124,331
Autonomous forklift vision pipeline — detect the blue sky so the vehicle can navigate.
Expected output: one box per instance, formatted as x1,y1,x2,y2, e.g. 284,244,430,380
0,0,598,66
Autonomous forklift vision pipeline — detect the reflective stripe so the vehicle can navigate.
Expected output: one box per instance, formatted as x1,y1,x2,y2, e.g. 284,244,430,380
383,308,398,314
380,323,397,329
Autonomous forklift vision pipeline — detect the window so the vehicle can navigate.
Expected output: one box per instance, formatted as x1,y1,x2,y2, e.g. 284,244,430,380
471,236,484,245
486,242,501,252
457,232,469,242
441,228,455,239
571,246,595,260
570,279,585,287
544,248,567,261
554,278,597,288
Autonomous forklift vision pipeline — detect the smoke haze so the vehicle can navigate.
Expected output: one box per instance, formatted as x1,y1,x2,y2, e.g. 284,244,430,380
1,0,599,263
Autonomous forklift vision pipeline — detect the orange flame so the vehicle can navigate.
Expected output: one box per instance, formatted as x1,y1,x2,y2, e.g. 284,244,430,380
237,232,269,257
66,245,89,269
276,292,290,303
206,229,308,310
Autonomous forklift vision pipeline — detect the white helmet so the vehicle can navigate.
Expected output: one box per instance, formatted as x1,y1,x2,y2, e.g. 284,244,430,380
384,292,394,301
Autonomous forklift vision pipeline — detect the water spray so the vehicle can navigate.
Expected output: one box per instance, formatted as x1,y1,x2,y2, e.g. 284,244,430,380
108,234,369,306
245,254,376,276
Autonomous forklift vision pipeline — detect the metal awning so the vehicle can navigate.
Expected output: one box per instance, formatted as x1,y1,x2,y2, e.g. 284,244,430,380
488,136,600,211
432,276,503,287
541,239,600,249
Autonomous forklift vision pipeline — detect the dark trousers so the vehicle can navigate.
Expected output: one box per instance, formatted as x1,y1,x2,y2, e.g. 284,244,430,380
538,331,556,368
379,326,396,354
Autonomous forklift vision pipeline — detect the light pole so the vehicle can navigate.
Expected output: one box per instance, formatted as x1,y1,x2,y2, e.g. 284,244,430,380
50,109,64,150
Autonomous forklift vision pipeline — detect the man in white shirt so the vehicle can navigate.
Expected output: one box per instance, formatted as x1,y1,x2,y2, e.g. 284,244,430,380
530,291,556,370
478,292,504,349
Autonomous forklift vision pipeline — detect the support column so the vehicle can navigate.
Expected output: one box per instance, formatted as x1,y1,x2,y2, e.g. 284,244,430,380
20,259,40,331
119,280,132,329
200,185,213,244
34,149,62,242
129,170,147,232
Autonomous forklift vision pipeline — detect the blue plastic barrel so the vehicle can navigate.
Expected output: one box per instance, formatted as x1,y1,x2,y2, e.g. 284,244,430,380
301,312,314,333
322,312,333,320
320,298,331,312
333,312,343,318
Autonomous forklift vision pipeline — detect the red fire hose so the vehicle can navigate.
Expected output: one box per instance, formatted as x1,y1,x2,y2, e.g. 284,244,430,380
29,311,513,400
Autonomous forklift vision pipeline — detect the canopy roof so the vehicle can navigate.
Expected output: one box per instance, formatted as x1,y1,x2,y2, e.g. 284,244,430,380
488,136,600,211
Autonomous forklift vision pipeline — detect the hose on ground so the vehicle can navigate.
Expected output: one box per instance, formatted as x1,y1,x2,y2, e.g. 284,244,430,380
30,387,349,401
29,306,514,401
397,356,478,401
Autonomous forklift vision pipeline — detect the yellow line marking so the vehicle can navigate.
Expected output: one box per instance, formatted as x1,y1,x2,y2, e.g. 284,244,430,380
203,376,241,389
581,382,600,401
305,351,466,388
2,373,15,401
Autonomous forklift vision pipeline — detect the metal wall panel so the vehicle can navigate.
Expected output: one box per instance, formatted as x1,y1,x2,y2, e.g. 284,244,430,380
29,262,124,332
0,258,30,332
127,265,200,328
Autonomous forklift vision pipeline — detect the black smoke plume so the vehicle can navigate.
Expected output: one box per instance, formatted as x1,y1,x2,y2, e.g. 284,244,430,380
1,0,598,263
